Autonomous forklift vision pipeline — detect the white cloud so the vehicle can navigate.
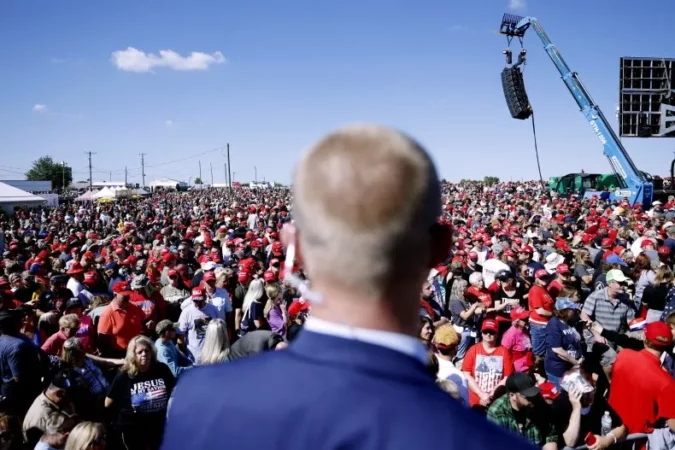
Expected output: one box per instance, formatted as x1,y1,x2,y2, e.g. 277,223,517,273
111,47,226,73
509,0,526,10
33,104,47,114
165,120,173,127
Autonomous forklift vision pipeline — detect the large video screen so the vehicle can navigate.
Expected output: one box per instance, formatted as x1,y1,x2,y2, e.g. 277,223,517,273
619,57,675,137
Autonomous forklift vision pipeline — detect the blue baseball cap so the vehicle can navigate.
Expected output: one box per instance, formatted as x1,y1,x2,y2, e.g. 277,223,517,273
104,262,118,270
605,254,627,267
555,297,581,311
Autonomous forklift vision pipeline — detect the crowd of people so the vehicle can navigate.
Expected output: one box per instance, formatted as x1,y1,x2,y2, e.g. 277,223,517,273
1,128,675,449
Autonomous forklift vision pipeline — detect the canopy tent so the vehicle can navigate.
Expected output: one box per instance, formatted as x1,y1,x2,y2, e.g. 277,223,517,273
0,181,46,214
149,178,188,191
111,187,133,198
134,188,150,196
74,190,96,202
90,187,116,200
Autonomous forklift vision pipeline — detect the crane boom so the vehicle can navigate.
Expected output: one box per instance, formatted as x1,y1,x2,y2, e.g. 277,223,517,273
500,14,653,207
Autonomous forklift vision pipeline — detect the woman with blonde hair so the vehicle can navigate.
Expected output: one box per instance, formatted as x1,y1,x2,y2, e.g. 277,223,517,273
239,279,266,337
264,284,287,337
64,421,107,450
198,318,230,365
105,335,175,450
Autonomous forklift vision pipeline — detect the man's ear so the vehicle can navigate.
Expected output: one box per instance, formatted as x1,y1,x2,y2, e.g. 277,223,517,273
280,222,304,266
428,223,452,267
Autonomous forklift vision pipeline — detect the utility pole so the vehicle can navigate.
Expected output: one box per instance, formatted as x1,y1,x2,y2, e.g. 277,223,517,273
139,153,147,188
199,161,202,183
227,143,232,195
61,161,66,192
109,172,112,182
84,151,96,191
224,163,228,184
210,162,214,187
254,165,257,182
125,166,128,187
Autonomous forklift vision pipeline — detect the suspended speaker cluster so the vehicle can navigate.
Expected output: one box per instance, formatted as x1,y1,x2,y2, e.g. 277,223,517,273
501,66,532,120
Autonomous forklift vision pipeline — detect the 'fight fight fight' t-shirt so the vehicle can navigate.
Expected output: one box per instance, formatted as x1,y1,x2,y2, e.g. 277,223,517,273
462,344,513,407
107,362,176,430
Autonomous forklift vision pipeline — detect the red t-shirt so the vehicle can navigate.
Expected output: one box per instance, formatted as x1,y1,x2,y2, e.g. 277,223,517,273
466,287,493,309
462,344,513,407
41,330,68,357
609,349,675,434
528,285,554,325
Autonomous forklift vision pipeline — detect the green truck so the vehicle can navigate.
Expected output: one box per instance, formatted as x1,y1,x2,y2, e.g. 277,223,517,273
548,173,620,196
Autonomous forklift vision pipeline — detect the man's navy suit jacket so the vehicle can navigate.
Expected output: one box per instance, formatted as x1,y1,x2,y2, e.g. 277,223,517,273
162,330,533,449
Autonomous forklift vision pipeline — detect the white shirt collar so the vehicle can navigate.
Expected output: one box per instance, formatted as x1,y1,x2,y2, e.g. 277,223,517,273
304,316,428,365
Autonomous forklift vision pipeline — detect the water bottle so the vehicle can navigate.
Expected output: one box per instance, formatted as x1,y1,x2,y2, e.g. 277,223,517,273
600,411,612,436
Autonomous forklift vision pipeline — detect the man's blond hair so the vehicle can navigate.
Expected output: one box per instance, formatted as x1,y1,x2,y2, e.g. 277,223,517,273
293,124,440,299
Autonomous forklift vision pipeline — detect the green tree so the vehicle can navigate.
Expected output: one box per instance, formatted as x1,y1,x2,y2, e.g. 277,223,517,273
483,176,500,185
25,156,71,191
194,177,203,185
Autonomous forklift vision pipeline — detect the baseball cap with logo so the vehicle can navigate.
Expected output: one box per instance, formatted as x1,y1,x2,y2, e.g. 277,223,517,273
535,269,552,280
645,321,673,348
481,319,498,333
191,287,206,301
112,281,132,296
539,381,560,400
556,264,570,275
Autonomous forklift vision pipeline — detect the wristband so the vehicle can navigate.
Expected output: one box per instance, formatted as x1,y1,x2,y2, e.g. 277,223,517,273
608,432,617,444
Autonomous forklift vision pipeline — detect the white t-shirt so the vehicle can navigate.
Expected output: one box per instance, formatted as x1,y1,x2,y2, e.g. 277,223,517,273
67,278,84,297
436,356,469,407
482,259,510,288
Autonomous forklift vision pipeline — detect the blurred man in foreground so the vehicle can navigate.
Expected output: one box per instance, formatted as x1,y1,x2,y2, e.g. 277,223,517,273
162,125,532,449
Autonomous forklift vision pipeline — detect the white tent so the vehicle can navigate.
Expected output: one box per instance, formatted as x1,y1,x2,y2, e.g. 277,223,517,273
75,190,96,202
0,181,46,214
91,187,116,200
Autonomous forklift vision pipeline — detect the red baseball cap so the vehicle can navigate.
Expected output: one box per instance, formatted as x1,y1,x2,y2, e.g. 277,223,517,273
510,307,530,322
468,251,479,260
237,270,250,282
481,319,498,333
167,269,178,278
658,246,671,256
539,381,560,400
641,239,655,248
520,246,533,254
263,270,277,283
535,269,551,280
645,322,673,348
191,287,206,301
556,264,570,275
288,300,310,317
113,281,132,296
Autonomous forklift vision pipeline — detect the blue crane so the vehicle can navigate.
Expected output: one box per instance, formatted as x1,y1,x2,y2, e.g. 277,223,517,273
499,14,654,207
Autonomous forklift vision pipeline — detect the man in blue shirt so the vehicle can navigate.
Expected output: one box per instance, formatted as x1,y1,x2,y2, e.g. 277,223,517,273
163,125,533,450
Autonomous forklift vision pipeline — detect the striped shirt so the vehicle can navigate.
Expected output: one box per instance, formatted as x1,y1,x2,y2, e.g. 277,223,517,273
582,288,635,333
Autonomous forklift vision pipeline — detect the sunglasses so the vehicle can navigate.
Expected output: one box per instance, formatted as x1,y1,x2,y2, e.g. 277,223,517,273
482,330,496,336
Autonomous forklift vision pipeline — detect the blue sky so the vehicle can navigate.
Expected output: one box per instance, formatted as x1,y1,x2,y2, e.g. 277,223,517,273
1,0,675,185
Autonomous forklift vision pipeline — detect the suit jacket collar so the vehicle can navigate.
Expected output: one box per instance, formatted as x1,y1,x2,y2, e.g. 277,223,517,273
289,329,432,383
